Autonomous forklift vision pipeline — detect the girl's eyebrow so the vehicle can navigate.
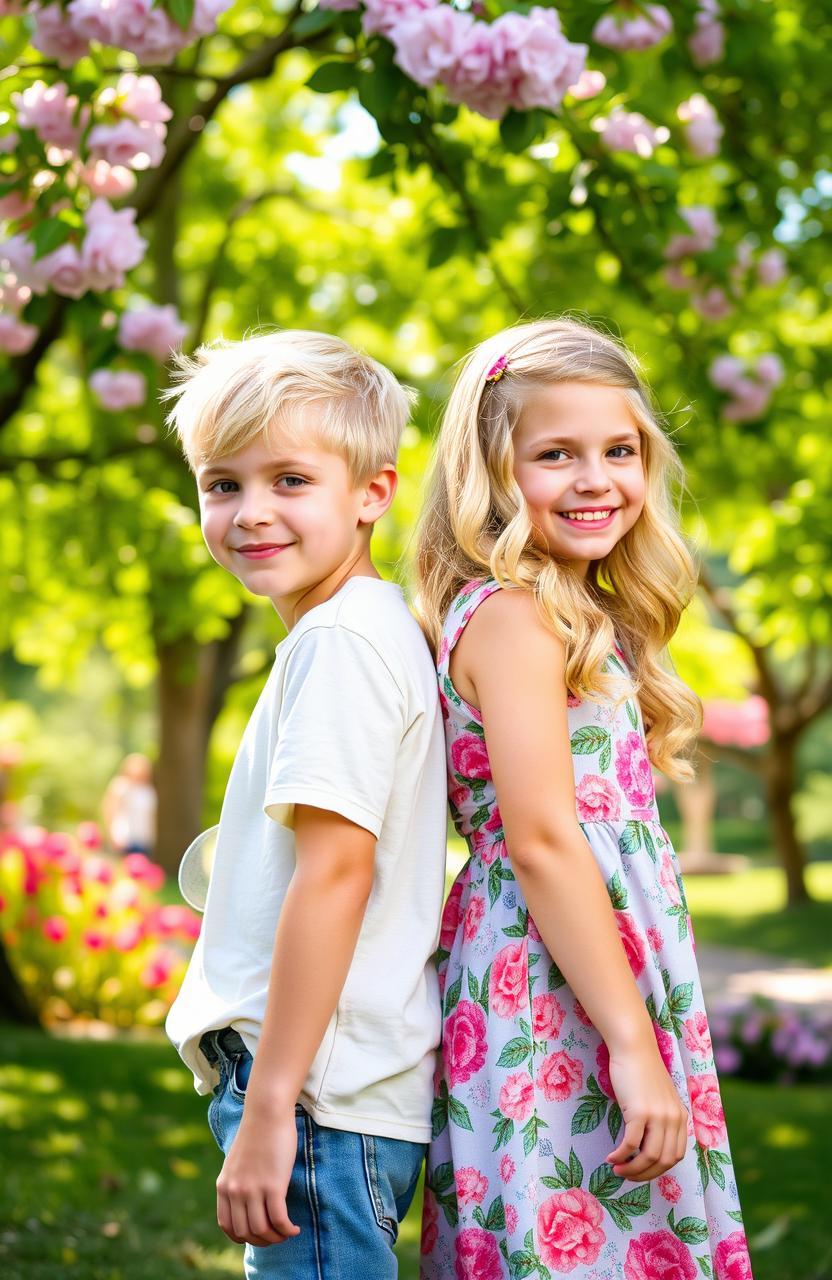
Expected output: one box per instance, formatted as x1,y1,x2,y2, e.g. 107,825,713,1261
530,430,641,449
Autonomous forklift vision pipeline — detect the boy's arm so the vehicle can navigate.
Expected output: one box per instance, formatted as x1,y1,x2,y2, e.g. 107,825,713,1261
216,803,375,1248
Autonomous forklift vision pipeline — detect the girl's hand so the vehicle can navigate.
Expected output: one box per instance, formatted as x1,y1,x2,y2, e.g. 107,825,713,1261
605,1044,689,1182
216,1106,301,1247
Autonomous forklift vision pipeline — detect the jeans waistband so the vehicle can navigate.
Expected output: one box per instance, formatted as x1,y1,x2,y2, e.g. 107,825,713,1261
199,1026,247,1067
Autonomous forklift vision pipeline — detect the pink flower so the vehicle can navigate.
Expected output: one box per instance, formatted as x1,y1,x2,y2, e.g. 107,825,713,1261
445,999,488,1086
756,353,785,386
683,1011,712,1058
43,915,68,942
536,1050,583,1102
689,3,725,67
420,1189,438,1255
757,248,787,286
574,999,593,1028
489,941,529,1018
492,7,587,114
113,921,144,952
614,910,646,978
688,1073,727,1149
83,928,107,950
714,1230,753,1280
87,119,165,171
456,1166,488,1206
678,94,723,158
80,159,137,198
659,853,682,906
654,1024,675,1073
76,821,102,849
450,731,490,781
568,69,606,101
664,205,720,260
454,1226,502,1280
624,1230,697,1280
594,110,669,158
647,926,664,953
532,993,564,1041
614,732,655,809
463,894,485,941
538,1189,605,1272
593,4,672,51
363,0,436,38
692,286,734,321
709,355,745,392
505,1202,518,1234
122,851,165,890
0,314,38,355
30,3,90,66
498,1071,534,1122
82,198,147,290
90,369,147,411
13,80,80,151
499,1153,516,1183
575,773,620,822
41,243,88,299
0,234,52,294
0,191,33,221
110,73,172,126
440,876,465,951
392,5,472,89
140,948,176,988
657,1174,682,1203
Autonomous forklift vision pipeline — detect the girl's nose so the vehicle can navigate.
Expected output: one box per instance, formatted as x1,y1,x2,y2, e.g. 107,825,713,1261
574,459,613,493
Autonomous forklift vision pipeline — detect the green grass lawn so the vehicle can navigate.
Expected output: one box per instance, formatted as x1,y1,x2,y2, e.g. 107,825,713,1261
0,1028,829,1280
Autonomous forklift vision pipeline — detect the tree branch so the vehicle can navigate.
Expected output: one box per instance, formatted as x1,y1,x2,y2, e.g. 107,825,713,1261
697,564,783,713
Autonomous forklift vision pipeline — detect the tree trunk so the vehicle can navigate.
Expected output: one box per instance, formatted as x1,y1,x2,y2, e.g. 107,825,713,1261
675,752,716,858
764,732,810,906
0,942,41,1026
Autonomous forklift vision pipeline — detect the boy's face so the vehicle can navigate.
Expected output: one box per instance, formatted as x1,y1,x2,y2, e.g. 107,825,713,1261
196,426,394,624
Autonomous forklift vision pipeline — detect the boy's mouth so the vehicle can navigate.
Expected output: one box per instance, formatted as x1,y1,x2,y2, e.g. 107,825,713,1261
234,543,293,559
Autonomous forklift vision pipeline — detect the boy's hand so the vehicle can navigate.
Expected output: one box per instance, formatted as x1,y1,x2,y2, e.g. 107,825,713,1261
216,1106,301,1247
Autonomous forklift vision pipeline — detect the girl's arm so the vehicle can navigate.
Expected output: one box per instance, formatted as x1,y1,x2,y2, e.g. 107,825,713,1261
454,588,688,1182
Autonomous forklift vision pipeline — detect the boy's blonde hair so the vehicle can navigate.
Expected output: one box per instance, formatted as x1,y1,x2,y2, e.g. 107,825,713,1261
164,329,413,479
415,316,701,781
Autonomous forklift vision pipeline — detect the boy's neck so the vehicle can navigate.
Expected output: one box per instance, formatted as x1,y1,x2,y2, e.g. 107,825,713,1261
275,548,381,631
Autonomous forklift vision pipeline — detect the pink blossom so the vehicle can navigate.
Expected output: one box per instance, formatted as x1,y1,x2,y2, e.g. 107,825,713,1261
646,926,664,953
574,999,593,1028
43,915,68,942
421,1189,438,1255
489,940,529,1018
0,132,19,155
113,921,144,952
689,2,725,67
450,731,490,781
683,1011,712,1058
657,1174,682,1203
13,80,81,151
440,877,464,951
714,1231,753,1280
454,1226,502,1280
654,1023,675,1073
122,851,165,890
614,910,646,978
109,73,172,126
756,353,785,385
491,7,587,114
757,248,787,286
688,1072,727,1148
66,0,116,44
445,999,488,1086
593,5,672,51
575,773,620,822
318,0,361,9
0,191,33,222
614,732,655,809
692,286,733,320
140,948,176,988
723,381,772,423
82,198,147,289
538,1189,605,1272
708,356,745,392
701,696,769,747
499,1154,516,1183
119,304,187,362
531,992,565,1041
77,821,102,849
463,893,485,941
455,1166,488,1206
678,94,723,158
82,855,114,884
87,120,166,171
624,1229,697,1280
83,928,107,950
41,243,88,299
505,1203,518,1234
31,3,90,66
79,159,137,198
363,0,436,38
664,205,720,260
659,852,681,906
0,234,52,294
498,1071,534,1122
0,314,38,355
568,69,606,101
90,369,147,411
594,110,669,158
392,5,472,89
536,1049,583,1102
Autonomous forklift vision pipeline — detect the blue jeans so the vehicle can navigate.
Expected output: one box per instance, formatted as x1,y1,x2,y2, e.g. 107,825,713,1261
200,1029,426,1279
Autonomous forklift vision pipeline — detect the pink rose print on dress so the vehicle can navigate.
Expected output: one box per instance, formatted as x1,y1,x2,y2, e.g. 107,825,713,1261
654,1024,675,1073
532,992,565,1041
659,852,682,905
536,1050,583,1102
505,1203,519,1234
446,1000,488,1086
614,910,647,978
567,691,582,707
456,1166,489,1206
454,1225,503,1280
647,926,664,953
683,1010,713,1058
574,999,593,1028
500,1154,516,1183
714,1230,753,1280
451,732,491,781
537,1188,606,1272
499,1071,535,1122
688,1073,727,1148
596,1042,614,1098
575,773,621,821
527,913,543,942
489,941,529,1018
440,877,465,951
615,731,656,809
657,1174,682,1203
463,894,485,941
421,1189,439,1254
624,1230,697,1280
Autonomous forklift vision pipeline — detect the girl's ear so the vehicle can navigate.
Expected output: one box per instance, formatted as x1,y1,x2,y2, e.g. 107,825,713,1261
359,464,398,525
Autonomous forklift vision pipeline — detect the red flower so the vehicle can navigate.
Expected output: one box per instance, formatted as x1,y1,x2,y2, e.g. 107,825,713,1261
614,910,647,978
440,876,465,950
445,999,488,1086
450,732,491,781
624,1230,697,1280
538,1189,605,1272
420,1189,438,1255
463,894,485,941
714,1230,753,1280
454,1226,502,1280
489,941,529,1018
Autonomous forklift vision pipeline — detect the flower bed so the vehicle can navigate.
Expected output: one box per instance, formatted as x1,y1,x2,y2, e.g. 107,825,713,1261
709,996,832,1084
0,825,199,1028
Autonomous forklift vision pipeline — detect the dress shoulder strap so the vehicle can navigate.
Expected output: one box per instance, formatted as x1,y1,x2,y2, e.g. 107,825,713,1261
437,577,504,675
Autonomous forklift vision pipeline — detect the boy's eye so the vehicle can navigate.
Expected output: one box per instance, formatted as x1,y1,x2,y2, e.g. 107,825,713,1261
278,475,308,489
209,480,237,494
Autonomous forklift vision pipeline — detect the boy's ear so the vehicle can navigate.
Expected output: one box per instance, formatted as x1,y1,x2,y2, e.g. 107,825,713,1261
358,464,398,526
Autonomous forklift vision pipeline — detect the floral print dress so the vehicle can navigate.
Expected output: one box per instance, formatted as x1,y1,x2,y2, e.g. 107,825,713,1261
421,579,752,1280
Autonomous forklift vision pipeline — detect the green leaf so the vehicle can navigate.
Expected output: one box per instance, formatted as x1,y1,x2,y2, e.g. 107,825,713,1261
428,225,463,270
508,1250,537,1279
291,6,338,37
500,108,542,154
698,1255,713,1278
467,969,479,1002
491,1112,515,1150
607,871,628,911
488,859,504,907
669,982,694,1017
463,719,485,738
568,1148,584,1189
552,1154,571,1186
470,803,492,830
706,1149,727,1191
570,726,610,755
727,1210,745,1224
484,1194,506,1231
619,822,641,855
431,1095,448,1140
668,1209,710,1244
480,963,492,1014
448,1097,474,1131
599,740,612,772
522,1112,545,1156
497,1036,533,1069
306,61,359,94
443,675,462,707
438,1192,459,1228
588,1163,624,1199
571,1094,608,1136
642,825,657,863
608,1102,623,1141
541,1174,569,1190
626,700,639,729
430,1161,454,1194
604,1199,633,1231
695,1144,709,1191
547,961,566,990
444,973,462,1016
613,1185,650,1218
31,218,73,261
165,0,195,29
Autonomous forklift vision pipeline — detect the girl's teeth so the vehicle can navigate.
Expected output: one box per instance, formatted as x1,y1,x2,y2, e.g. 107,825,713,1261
562,510,612,521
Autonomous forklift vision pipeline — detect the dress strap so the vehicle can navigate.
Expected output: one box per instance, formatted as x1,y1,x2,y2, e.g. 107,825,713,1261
438,578,504,675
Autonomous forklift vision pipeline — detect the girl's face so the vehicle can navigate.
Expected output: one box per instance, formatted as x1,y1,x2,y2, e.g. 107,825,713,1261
512,381,646,576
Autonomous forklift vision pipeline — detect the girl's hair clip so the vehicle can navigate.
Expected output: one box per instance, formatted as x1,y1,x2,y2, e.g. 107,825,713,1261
485,354,509,384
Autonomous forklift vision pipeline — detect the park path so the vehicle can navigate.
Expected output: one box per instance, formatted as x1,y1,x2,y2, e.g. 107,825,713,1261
697,943,832,1011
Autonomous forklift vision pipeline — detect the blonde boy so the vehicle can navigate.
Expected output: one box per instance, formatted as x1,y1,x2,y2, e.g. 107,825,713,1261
164,331,447,1278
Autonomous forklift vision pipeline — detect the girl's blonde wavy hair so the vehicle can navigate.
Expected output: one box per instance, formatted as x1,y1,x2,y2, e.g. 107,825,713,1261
415,317,701,781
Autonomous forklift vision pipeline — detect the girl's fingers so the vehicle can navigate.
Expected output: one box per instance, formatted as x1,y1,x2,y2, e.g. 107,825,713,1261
246,1199,286,1246
217,1190,246,1245
607,1116,645,1168
266,1192,300,1239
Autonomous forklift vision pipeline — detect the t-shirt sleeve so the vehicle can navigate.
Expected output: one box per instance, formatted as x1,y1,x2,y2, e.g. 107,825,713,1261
264,625,406,838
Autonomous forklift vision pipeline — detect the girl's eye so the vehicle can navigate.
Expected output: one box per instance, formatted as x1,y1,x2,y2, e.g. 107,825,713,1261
608,446,636,458
540,449,566,462
278,475,307,489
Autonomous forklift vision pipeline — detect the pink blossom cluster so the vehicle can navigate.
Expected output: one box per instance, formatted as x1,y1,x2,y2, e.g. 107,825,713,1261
593,108,669,158
708,352,785,421
320,0,588,119
711,997,832,1081
31,0,232,68
88,74,173,172
677,94,722,159
662,209,788,323
90,368,147,410
688,0,724,68
592,4,672,52
12,80,84,155
701,696,769,748
118,303,187,362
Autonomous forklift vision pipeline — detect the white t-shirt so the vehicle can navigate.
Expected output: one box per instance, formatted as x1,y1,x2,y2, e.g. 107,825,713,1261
166,577,448,1142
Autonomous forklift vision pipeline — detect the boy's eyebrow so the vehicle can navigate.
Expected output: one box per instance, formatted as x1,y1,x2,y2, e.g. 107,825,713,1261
198,457,323,479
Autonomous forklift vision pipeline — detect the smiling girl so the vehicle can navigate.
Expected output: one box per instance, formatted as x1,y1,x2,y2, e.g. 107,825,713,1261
416,318,752,1279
